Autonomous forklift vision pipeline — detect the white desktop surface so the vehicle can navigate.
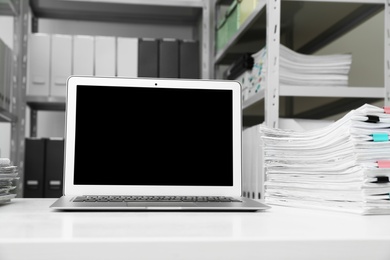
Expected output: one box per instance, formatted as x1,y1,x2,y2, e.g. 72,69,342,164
1,198,390,260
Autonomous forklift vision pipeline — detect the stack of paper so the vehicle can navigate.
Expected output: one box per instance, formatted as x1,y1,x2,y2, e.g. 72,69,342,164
250,44,352,91
261,104,390,215
0,158,18,203
279,44,352,86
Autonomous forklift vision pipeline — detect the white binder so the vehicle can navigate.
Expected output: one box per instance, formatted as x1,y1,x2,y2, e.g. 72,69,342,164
73,35,94,76
95,36,116,76
0,40,5,109
117,37,138,77
27,33,50,96
50,34,72,97
4,45,12,110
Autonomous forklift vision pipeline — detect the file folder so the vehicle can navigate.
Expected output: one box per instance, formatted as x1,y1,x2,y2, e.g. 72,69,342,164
24,138,46,198
50,34,72,97
27,34,50,96
73,35,94,76
159,39,179,78
0,40,5,109
117,37,138,77
3,43,12,111
179,40,200,79
95,36,116,76
138,38,158,77
44,138,64,198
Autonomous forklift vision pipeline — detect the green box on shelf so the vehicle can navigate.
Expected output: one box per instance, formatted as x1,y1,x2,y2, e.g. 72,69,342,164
238,0,258,26
226,0,239,44
216,16,228,50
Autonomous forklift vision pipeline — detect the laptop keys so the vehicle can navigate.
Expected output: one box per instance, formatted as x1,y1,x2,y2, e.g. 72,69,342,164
73,195,242,203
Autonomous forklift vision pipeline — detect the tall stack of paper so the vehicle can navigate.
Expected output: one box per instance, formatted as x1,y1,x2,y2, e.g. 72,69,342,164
0,158,18,203
261,104,390,215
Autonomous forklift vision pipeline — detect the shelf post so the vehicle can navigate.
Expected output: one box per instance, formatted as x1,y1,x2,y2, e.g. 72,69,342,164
385,0,390,106
265,0,280,128
202,0,215,79
11,0,28,197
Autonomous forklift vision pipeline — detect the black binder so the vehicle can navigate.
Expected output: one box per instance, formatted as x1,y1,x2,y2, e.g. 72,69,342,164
159,39,179,78
138,38,159,77
24,138,46,198
179,40,199,79
44,138,64,198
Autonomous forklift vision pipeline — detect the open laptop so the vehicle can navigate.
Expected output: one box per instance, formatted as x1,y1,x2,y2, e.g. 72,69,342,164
50,76,270,211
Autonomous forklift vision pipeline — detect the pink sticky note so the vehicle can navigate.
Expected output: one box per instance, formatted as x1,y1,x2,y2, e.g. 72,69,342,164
377,160,390,168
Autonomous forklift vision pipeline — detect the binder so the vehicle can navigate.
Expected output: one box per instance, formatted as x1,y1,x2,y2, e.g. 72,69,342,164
50,34,72,97
179,40,200,79
95,36,116,76
4,43,12,111
138,38,158,77
24,138,46,198
117,37,138,77
0,40,5,109
27,33,50,96
73,35,94,76
44,138,64,198
159,39,179,78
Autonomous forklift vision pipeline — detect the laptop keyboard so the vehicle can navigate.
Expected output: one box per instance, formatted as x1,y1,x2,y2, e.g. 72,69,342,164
73,195,242,203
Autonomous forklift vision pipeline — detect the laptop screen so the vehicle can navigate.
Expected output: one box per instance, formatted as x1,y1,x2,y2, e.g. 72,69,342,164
73,85,234,186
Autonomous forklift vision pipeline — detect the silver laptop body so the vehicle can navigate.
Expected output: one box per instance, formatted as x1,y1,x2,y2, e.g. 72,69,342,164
50,76,270,211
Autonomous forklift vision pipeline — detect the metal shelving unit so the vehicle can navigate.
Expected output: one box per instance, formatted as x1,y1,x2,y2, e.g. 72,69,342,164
4,0,213,197
25,0,213,135
0,0,28,197
28,0,213,81
214,0,390,127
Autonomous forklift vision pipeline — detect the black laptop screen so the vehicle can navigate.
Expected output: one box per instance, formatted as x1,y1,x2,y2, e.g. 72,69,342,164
73,85,234,186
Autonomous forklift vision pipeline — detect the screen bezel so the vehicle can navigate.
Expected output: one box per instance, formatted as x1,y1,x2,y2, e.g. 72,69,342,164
63,76,242,196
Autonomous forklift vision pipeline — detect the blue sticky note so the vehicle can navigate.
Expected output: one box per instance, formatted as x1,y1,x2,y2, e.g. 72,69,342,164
372,133,389,142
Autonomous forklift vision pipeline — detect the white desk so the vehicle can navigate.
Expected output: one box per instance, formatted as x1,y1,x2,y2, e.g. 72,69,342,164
1,199,390,260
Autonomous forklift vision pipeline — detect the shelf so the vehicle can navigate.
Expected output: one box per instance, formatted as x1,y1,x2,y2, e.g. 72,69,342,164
0,107,17,122
29,0,203,25
0,0,18,16
279,86,385,98
242,86,384,110
215,2,266,64
214,1,383,65
26,96,66,111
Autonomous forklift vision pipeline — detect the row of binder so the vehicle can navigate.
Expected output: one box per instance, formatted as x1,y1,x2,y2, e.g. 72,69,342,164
0,38,12,112
27,34,200,97
24,138,64,198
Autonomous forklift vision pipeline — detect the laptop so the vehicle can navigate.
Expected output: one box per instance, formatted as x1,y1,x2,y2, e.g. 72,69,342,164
50,76,270,211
